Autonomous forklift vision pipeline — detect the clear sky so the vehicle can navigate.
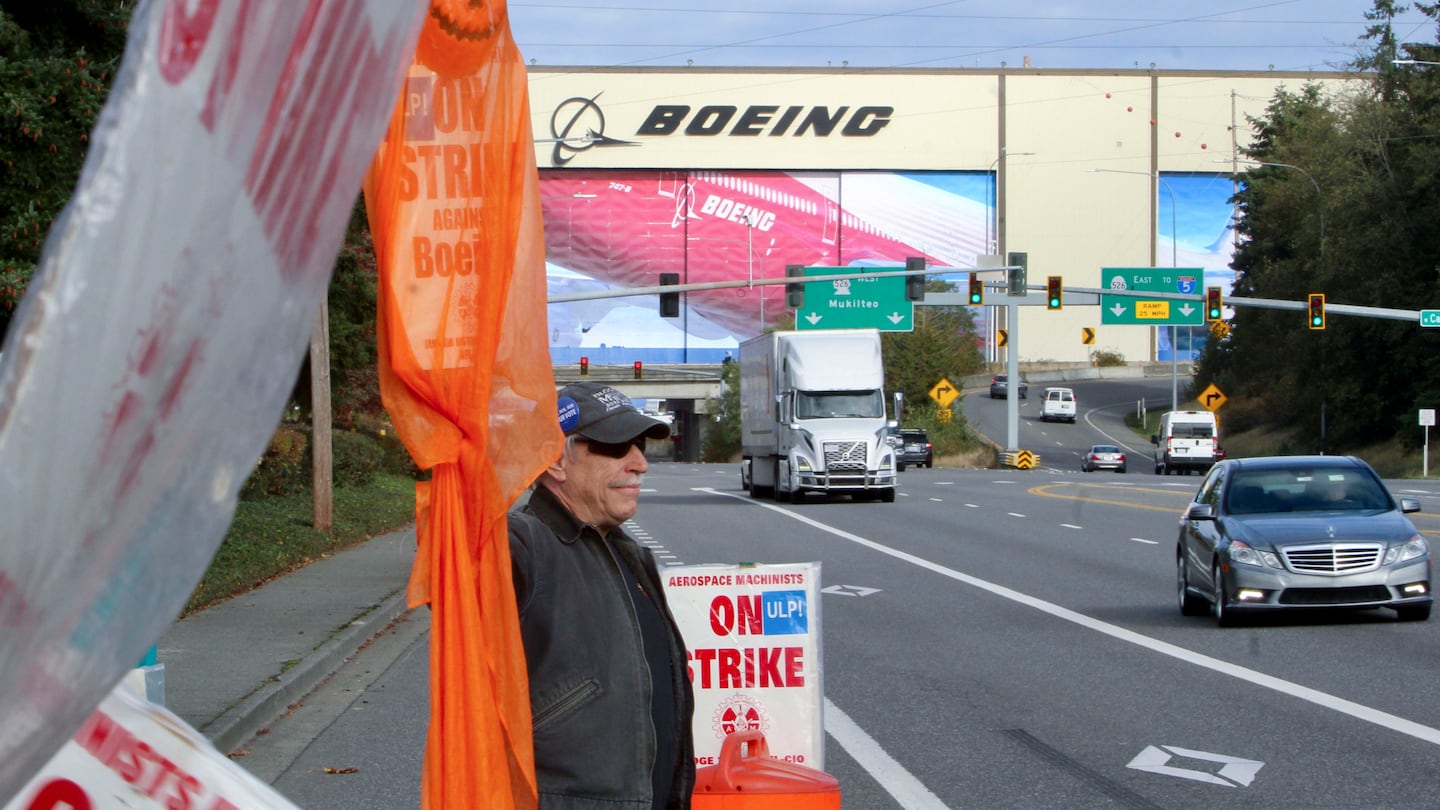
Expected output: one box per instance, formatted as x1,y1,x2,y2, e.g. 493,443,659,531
508,1,1433,73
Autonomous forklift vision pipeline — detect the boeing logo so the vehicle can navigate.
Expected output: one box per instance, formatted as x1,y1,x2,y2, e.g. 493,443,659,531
546,95,894,166
548,92,640,166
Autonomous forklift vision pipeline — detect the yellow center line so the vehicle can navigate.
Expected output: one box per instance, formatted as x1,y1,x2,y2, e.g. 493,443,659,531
1027,483,1440,535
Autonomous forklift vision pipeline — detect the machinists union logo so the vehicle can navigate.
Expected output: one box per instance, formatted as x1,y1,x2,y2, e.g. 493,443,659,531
711,694,770,739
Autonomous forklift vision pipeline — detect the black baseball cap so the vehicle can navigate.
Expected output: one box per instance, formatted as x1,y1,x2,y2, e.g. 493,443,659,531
556,382,670,444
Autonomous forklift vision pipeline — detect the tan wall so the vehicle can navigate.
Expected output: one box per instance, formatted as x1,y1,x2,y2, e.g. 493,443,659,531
530,67,1358,363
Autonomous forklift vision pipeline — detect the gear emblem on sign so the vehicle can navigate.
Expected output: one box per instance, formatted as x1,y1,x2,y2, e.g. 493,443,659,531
711,694,770,739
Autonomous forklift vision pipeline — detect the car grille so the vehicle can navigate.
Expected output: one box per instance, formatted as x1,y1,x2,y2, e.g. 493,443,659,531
823,441,868,472
1279,585,1392,605
1281,543,1383,575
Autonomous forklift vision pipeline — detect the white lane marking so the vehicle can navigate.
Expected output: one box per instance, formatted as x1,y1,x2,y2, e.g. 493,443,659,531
964,503,980,508
1130,537,1159,545
696,487,1440,748
1127,744,1264,787
824,699,949,810
929,498,944,502
1061,523,1083,530
1008,512,1026,518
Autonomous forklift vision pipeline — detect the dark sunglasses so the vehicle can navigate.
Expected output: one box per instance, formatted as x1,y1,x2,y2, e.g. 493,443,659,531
577,436,645,458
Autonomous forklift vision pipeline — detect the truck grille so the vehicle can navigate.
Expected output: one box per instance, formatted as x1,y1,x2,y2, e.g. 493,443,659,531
823,441,868,472
1282,543,1383,575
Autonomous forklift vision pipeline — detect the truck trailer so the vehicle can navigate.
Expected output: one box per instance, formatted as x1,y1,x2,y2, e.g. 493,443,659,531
739,329,897,503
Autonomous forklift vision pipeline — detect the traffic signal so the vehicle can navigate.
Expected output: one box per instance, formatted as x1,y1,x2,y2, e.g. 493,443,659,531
968,274,984,306
579,356,589,376
1006,251,1027,296
1308,293,1326,330
1046,276,1063,310
905,256,926,301
1205,286,1223,322
659,272,680,318
785,264,805,309
633,360,643,380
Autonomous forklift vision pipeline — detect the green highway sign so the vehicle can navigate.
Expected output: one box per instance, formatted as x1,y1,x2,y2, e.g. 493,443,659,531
1101,267,1206,326
795,266,914,332
1421,310,1440,327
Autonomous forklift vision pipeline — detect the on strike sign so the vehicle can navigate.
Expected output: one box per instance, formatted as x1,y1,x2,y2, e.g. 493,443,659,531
663,563,824,769
3,682,297,810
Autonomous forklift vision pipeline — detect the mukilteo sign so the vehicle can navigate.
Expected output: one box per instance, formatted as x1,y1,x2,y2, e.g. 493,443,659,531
546,93,894,166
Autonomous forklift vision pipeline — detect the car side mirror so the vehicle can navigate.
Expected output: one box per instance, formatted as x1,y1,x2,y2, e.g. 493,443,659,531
1150,434,1158,445
1400,497,1421,514
1184,503,1216,521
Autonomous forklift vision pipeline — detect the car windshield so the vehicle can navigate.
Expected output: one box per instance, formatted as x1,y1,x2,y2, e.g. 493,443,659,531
1091,446,1119,454
795,389,884,419
1226,467,1393,515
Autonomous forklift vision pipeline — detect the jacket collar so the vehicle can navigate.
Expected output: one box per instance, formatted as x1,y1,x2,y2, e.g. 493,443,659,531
526,483,598,545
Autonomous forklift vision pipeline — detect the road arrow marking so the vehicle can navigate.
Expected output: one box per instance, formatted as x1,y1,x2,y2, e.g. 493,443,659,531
805,312,822,325
1127,745,1264,787
821,584,881,597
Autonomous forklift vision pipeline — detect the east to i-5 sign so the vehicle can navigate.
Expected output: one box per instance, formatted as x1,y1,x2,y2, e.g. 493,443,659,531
1101,267,1205,326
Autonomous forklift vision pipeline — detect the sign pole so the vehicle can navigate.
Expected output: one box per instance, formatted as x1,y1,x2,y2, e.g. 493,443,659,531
1421,409,1436,477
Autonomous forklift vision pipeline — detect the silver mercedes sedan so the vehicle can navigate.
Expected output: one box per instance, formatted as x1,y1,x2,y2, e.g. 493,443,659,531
1176,455,1431,626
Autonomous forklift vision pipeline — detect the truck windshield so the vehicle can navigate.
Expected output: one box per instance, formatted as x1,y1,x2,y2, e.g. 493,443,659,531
795,390,884,419
1171,424,1214,439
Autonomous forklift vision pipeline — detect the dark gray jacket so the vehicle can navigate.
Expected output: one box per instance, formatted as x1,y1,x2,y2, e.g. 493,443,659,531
509,485,695,809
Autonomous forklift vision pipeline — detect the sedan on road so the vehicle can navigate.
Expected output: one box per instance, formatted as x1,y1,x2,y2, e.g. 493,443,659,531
1176,455,1431,626
988,374,1028,399
1081,445,1125,473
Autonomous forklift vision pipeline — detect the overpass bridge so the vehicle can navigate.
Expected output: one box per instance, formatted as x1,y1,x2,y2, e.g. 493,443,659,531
552,363,727,462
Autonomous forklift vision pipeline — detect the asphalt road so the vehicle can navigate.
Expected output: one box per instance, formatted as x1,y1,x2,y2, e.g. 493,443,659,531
240,386,1440,808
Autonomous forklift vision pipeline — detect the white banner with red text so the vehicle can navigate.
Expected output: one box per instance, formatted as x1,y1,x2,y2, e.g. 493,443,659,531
663,562,824,770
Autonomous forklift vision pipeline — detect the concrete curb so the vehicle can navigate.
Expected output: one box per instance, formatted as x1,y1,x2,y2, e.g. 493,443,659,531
205,588,412,754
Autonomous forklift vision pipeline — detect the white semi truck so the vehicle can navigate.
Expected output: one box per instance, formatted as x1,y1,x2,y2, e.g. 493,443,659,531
739,328,897,503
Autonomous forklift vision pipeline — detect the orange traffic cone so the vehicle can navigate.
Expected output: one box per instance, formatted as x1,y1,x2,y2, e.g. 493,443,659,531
692,730,840,809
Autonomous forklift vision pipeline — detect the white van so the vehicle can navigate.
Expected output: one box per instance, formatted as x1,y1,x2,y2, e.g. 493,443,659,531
1151,410,1218,475
1040,387,1076,423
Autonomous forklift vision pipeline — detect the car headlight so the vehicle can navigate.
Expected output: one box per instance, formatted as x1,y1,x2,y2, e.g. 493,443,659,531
1384,534,1428,565
1229,540,1281,569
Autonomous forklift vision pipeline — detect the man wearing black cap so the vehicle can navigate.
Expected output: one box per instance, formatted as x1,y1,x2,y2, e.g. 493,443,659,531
508,382,695,809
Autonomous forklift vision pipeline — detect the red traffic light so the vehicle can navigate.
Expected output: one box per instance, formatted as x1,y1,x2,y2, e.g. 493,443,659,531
633,360,643,380
579,356,589,376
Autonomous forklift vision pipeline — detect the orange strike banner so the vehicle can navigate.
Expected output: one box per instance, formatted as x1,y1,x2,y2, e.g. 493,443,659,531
364,2,561,808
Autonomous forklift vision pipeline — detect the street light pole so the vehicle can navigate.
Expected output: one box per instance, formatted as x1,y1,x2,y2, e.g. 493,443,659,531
1090,169,1180,412
986,149,1036,254
740,214,759,331
986,149,1034,366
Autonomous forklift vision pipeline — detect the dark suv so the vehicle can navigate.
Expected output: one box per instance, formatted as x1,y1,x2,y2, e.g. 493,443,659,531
899,429,933,468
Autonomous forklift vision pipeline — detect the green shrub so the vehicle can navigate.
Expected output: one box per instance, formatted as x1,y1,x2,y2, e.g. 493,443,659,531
240,427,310,499
1090,347,1126,367
332,429,384,487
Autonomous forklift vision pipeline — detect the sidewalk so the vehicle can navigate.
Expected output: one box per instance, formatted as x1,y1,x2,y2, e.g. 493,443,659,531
156,527,418,754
